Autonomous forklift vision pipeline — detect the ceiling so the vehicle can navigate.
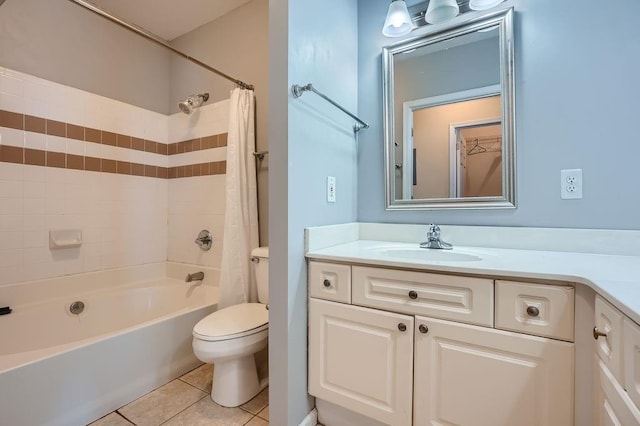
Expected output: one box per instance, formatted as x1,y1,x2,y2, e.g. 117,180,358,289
88,0,253,41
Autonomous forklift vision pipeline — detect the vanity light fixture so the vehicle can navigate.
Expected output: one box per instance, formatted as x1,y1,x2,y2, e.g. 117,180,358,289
382,0,413,37
469,0,506,10
425,0,459,24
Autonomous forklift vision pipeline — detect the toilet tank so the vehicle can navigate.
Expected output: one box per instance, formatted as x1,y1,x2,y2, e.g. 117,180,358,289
251,247,269,304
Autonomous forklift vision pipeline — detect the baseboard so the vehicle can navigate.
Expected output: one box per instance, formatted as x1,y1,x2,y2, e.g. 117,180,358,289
299,408,318,426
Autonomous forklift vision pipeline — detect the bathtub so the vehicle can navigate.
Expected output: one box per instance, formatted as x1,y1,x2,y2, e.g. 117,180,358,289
0,262,218,426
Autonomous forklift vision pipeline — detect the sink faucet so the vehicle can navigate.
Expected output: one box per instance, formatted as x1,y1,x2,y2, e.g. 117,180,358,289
420,224,453,250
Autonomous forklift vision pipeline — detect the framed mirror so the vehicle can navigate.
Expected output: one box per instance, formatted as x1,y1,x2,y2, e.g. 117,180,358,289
383,8,515,210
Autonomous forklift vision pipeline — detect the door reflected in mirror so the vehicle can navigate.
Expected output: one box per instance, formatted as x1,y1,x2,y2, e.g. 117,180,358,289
383,9,515,210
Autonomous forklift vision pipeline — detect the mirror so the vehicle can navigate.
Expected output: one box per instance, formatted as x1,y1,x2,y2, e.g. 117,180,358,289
383,9,515,210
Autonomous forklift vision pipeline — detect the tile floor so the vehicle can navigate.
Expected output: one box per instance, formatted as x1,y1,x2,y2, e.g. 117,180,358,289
89,364,269,426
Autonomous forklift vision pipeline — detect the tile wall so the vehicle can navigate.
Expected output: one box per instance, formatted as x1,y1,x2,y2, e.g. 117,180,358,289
0,67,230,286
168,99,229,268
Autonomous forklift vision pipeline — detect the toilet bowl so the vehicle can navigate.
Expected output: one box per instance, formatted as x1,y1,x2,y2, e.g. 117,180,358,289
192,247,269,407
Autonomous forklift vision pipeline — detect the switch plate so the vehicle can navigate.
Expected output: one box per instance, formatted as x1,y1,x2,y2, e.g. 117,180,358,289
327,176,336,202
561,169,582,199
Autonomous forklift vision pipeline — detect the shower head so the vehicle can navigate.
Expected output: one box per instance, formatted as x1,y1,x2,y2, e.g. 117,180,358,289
178,93,210,115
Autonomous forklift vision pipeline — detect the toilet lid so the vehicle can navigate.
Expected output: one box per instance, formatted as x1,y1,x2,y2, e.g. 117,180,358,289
193,303,268,342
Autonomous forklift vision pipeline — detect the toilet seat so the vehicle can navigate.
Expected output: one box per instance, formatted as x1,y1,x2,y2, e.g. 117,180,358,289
193,303,268,342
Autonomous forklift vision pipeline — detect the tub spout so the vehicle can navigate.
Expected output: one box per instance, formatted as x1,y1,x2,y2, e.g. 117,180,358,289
185,271,205,283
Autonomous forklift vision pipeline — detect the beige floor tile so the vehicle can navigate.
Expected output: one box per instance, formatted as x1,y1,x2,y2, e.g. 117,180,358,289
179,363,213,393
118,379,206,426
89,412,134,426
257,405,269,421
240,388,269,414
245,416,268,426
162,396,253,426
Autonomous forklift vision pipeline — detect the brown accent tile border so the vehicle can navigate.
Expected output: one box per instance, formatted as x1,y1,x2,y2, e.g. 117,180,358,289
25,148,45,166
0,145,24,164
46,151,66,169
67,124,85,141
46,120,66,137
0,109,228,158
85,127,101,144
85,156,101,172
167,161,225,179
25,115,46,133
0,109,229,179
67,154,84,170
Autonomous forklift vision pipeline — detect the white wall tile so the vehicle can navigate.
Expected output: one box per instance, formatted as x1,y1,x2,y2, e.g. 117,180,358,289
0,66,232,286
66,138,85,156
0,231,22,250
84,142,101,158
22,164,45,182
0,180,23,198
0,214,23,231
24,131,46,150
0,127,25,148
0,93,25,113
0,198,22,215
0,74,24,97
0,249,23,269
0,163,23,181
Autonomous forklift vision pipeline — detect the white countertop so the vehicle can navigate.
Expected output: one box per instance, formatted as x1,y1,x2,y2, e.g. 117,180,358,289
306,239,640,325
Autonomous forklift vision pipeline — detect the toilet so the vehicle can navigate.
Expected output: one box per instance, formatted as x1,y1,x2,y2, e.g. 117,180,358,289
192,247,269,407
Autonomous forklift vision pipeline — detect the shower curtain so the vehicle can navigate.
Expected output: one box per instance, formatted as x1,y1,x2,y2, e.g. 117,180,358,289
218,88,259,309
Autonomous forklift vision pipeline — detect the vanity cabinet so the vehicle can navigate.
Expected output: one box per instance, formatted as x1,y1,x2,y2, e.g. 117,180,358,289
414,316,573,426
309,298,414,426
308,261,576,425
593,295,640,425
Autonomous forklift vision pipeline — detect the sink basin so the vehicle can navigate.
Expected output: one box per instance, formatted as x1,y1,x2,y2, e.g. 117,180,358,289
376,247,483,262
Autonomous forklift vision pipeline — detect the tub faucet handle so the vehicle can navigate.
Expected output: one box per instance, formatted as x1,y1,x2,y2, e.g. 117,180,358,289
194,230,213,251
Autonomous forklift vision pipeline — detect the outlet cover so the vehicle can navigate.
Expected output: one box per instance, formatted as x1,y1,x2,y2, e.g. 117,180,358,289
561,169,582,199
327,176,336,203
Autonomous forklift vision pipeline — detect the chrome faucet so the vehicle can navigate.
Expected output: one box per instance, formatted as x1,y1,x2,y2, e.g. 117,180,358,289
420,224,453,250
185,271,205,283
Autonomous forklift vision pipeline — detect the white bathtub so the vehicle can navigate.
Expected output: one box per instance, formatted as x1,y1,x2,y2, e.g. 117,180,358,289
0,262,218,426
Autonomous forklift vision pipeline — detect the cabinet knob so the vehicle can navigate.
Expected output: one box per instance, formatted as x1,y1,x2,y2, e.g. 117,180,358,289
408,290,418,300
398,323,407,332
323,279,331,288
526,306,540,317
418,324,429,334
593,327,608,340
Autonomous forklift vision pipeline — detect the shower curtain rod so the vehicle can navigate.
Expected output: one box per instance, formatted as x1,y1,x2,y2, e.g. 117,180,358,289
66,0,254,91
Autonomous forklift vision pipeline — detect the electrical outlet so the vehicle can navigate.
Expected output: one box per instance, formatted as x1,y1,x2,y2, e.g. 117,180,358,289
327,176,336,203
561,169,582,199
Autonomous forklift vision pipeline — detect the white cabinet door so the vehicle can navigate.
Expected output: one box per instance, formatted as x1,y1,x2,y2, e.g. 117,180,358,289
309,298,414,426
596,296,625,383
595,355,640,426
414,316,574,426
624,318,640,412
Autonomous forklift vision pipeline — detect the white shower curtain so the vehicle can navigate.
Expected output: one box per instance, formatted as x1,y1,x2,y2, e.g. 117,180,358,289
218,88,259,309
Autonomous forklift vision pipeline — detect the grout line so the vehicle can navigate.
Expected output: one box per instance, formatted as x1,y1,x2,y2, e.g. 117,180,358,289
178,376,210,393
157,393,208,425
114,409,136,425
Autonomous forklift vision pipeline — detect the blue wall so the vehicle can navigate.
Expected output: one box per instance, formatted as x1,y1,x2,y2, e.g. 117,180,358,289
269,0,359,424
357,0,640,230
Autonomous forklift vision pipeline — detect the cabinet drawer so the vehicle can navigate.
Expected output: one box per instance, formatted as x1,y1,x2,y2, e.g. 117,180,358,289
495,280,574,342
352,266,493,327
596,295,624,383
625,318,640,412
309,261,351,303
